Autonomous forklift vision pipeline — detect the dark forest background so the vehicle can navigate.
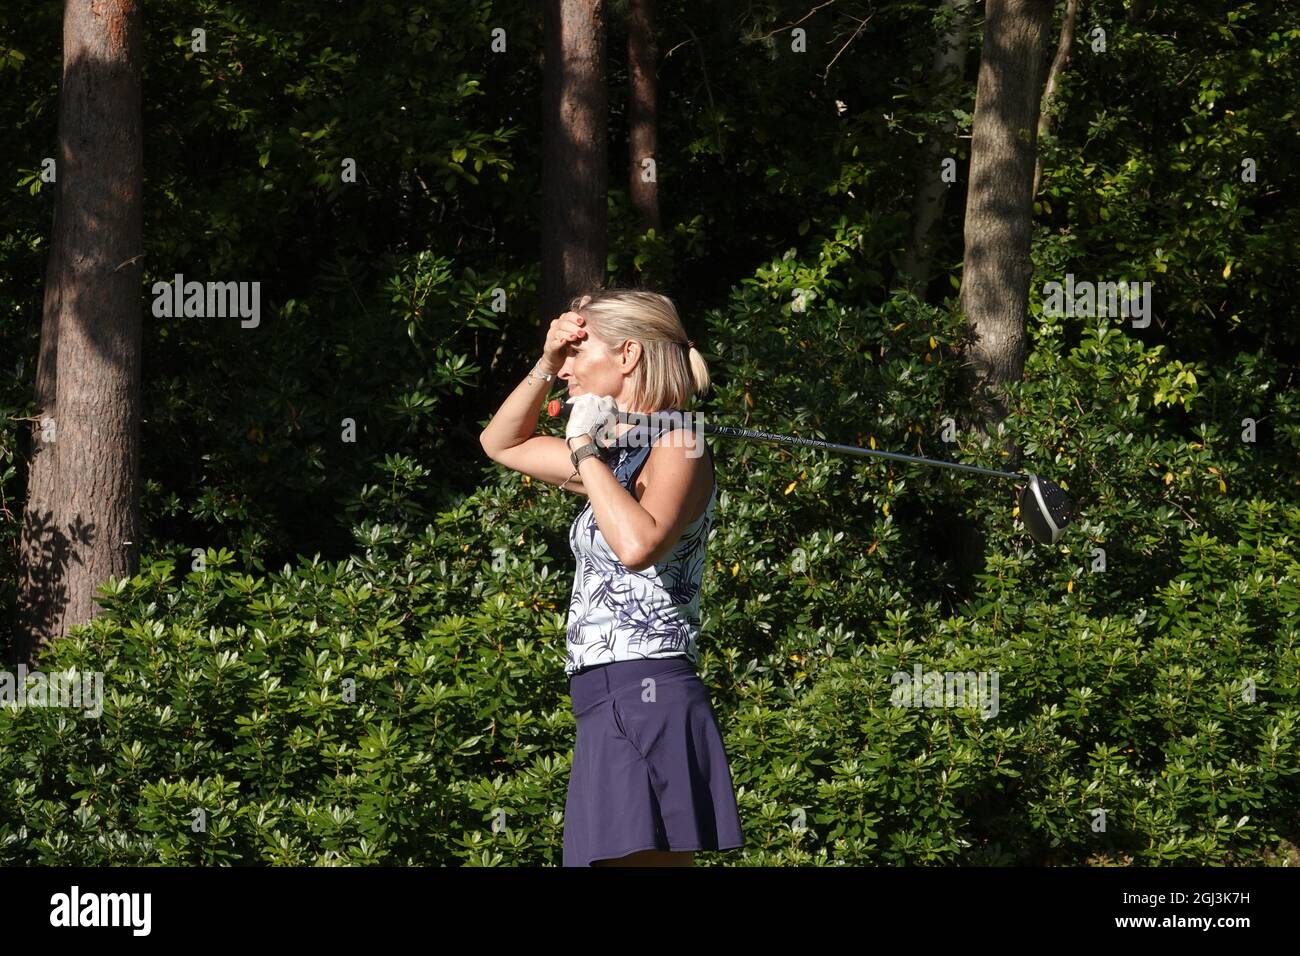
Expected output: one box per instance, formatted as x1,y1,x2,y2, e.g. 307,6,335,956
0,0,1296,866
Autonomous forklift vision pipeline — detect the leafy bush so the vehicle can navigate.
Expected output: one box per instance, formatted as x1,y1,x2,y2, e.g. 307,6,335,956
3,261,1297,866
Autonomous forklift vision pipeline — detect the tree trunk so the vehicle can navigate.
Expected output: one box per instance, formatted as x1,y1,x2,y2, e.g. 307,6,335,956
1033,0,1081,198
958,0,1052,435
13,0,144,665
11,209,64,666
541,0,608,323
628,0,662,244
900,0,973,296
951,0,1050,581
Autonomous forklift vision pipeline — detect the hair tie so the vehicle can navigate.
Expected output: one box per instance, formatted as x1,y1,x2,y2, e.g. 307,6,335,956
682,339,695,350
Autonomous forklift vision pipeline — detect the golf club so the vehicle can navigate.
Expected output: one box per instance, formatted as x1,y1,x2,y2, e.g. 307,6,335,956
547,399,1078,545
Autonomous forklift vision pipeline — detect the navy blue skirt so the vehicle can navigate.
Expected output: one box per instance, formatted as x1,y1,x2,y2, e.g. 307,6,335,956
564,656,746,866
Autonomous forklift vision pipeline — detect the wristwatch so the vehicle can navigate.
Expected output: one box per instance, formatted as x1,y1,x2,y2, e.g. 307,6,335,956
570,439,603,469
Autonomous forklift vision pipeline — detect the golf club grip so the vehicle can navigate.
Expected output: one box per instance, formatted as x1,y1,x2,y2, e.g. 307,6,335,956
545,399,1023,481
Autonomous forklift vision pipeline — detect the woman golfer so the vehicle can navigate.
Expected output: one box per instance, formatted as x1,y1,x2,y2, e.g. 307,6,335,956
479,289,745,867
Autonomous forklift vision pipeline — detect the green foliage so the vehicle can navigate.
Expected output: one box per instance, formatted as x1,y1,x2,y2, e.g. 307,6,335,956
3,263,1297,866
2,0,1298,866
1030,1,1300,359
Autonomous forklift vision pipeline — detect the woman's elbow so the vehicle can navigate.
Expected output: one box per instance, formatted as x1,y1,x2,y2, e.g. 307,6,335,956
621,541,656,572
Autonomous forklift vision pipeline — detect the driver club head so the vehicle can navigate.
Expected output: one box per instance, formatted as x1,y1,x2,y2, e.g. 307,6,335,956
1019,475,1078,545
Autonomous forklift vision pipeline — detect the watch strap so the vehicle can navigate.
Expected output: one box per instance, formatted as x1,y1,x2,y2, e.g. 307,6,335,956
570,440,603,469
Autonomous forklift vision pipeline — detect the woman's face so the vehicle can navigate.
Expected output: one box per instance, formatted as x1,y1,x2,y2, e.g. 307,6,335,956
557,325,643,412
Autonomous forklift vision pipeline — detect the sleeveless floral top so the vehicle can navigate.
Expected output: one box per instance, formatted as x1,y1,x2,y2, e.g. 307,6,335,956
565,408,716,676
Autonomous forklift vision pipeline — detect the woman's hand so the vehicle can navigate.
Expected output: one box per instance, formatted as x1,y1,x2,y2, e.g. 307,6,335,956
538,295,592,373
566,393,619,446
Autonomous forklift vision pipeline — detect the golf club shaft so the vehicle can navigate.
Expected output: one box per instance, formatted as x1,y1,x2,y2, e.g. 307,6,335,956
551,400,1025,482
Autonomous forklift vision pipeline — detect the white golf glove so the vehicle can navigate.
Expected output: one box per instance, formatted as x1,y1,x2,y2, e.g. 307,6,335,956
566,393,619,446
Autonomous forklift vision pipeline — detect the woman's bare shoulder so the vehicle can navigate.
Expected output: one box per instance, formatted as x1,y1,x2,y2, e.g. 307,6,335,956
639,425,713,511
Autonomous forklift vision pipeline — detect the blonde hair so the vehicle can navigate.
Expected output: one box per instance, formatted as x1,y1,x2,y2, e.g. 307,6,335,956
570,288,711,412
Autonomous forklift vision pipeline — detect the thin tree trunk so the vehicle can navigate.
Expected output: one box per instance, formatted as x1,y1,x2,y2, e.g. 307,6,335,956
13,0,144,664
628,0,662,245
958,0,1053,435
541,0,608,323
1032,0,1081,198
900,0,973,296
11,208,64,666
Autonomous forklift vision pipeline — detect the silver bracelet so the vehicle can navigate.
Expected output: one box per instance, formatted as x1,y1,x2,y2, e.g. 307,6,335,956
559,437,602,491
559,437,583,491
527,364,555,386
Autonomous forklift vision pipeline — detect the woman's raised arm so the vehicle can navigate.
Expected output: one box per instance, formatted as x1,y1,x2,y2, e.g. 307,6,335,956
479,300,591,492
